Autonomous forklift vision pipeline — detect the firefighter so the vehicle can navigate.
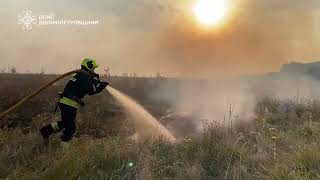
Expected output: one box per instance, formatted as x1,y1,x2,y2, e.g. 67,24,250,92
40,58,108,145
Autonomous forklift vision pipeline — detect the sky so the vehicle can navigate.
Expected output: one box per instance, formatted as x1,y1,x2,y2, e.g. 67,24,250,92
1,0,320,78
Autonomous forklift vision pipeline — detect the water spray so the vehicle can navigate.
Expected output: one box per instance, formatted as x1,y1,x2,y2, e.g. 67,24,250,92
106,86,176,143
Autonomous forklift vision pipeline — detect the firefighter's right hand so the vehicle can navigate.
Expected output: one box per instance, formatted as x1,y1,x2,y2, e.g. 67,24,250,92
100,81,109,89
95,81,109,93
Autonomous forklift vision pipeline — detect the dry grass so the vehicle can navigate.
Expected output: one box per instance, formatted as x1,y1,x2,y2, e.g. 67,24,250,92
2,74,320,179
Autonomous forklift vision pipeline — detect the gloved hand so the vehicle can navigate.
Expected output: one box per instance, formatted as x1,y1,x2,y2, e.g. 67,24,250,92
100,81,109,89
95,81,109,93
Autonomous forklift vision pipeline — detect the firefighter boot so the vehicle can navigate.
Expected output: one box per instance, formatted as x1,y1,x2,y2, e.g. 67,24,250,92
40,122,59,140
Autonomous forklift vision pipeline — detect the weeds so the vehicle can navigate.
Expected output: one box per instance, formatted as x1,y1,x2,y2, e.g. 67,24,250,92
2,74,320,179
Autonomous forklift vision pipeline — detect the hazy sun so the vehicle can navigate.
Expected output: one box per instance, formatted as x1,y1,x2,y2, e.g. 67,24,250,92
193,0,228,26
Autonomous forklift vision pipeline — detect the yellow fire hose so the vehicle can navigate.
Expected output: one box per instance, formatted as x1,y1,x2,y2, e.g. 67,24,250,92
0,69,81,119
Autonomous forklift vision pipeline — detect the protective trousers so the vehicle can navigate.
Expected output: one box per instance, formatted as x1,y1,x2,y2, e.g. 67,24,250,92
41,103,77,142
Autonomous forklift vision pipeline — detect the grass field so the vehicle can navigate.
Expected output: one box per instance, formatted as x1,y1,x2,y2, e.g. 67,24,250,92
1,73,320,179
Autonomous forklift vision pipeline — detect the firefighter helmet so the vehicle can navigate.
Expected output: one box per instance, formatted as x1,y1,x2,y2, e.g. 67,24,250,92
81,58,98,72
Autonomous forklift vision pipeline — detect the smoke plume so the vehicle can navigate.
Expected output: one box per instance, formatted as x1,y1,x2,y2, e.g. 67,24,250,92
1,0,320,77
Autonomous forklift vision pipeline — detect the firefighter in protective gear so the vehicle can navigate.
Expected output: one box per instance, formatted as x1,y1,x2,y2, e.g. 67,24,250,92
40,58,109,143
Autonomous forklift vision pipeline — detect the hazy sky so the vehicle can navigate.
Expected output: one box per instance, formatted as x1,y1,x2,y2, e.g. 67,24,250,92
1,0,320,78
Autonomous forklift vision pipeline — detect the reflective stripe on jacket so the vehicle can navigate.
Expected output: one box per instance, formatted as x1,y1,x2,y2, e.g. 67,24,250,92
59,97,79,109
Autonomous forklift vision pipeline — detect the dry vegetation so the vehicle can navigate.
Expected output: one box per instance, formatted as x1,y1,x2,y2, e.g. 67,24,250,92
1,74,320,179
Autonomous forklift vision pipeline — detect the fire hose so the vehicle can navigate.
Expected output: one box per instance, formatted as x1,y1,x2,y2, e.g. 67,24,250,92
0,69,81,119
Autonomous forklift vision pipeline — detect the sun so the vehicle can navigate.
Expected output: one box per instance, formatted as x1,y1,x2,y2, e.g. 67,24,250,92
193,0,228,26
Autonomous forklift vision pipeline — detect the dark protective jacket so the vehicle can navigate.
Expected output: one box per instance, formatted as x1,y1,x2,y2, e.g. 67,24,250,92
59,70,104,108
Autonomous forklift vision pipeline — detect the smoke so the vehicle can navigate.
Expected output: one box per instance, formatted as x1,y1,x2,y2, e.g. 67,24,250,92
1,0,320,77
152,70,320,138
254,73,320,101
2,0,320,140
152,78,256,137
151,0,320,77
